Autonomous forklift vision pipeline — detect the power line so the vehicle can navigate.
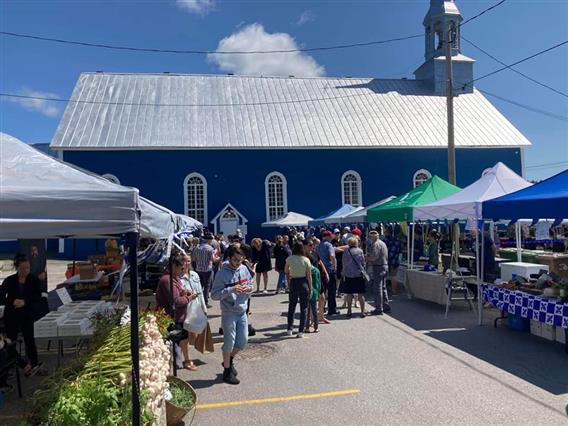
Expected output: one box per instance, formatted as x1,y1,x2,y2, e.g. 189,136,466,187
462,40,568,89
525,161,568,170
3,86,566,125
461,0,508,26
0,90,378,107
478,89,568,123
0,30,422,55
462,37,568,98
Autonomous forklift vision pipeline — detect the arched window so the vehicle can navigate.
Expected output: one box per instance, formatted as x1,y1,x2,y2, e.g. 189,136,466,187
265,172,287,222
413,169,432,188
341,171,362,206
102,173,120,185
184,173,207,224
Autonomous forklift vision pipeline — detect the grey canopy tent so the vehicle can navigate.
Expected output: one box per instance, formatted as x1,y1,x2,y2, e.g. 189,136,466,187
0,132,197,425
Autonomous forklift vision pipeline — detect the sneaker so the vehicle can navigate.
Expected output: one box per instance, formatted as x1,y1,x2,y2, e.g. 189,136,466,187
222,368,240,385
383,304,392,313
296,332,304,338
286,330,293,336
262,290,268,294
221,357,238,376
370,309,384,316
248,324,256,337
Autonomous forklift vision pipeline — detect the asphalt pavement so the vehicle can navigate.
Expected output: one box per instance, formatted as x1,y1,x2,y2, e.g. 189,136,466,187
179,270,568,426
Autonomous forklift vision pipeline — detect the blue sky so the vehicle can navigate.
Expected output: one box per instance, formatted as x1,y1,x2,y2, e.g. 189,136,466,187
1,0,566,180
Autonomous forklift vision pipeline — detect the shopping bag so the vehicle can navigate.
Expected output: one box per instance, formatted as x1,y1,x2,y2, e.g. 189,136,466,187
183,300,207,334
193,322,214,354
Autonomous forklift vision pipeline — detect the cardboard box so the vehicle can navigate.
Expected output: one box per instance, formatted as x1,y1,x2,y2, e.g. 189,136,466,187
556,327,567,344
530,320,542,337
79,262,96,280
541,324,555,341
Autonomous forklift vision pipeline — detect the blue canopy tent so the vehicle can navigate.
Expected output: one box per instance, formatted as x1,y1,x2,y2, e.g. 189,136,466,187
308,204,363,227
480,169,568,326
483,169,568,221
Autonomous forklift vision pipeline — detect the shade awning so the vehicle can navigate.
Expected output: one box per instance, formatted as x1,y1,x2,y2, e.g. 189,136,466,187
366,176,461,223
343,196,396,223
482,168,568,221
261,211,313,228
413,162,531,221
308,205,364,227
0,132,197,239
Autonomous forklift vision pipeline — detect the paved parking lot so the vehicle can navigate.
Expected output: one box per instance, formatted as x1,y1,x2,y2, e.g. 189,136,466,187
179,272,568,426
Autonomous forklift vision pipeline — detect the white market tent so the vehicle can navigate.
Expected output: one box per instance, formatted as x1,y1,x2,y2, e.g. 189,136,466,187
261,211,313,228
0,132,199,239
1,132,202,423
413,162,531,222
342,196,396,223
412,162,531,323
309,204,364,226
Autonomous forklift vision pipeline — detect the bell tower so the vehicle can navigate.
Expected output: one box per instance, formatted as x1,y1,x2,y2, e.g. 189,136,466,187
414,0,475,95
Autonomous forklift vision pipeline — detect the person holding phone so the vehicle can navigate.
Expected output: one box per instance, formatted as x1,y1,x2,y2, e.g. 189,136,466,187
156,254,197,370
211,245,254,385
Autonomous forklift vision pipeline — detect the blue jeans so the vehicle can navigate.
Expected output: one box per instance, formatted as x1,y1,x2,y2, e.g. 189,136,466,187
221,311,248,353
276,271,287,290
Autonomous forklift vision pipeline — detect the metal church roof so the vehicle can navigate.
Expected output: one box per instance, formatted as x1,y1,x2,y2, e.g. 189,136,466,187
51,72,531,150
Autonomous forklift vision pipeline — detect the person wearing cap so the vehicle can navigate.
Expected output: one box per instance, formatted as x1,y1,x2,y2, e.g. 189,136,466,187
366,230,389,315
316,231,339,316
340,226,354,245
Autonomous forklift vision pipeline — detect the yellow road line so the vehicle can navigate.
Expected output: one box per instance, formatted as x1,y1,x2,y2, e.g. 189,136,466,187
196,389,360,409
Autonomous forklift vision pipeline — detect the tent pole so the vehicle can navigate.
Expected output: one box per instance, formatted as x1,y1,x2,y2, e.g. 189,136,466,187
411,224,415,269
169,254,178,377
476,224,482,325
72,239,77,276
127,232,141,426
480,229,485,325
406,223,410,269
515,222,522,262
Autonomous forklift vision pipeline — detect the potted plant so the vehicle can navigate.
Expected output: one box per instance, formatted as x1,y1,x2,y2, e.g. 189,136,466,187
165,376,197,425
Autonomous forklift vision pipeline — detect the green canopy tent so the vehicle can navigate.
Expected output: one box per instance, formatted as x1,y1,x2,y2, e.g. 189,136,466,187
367,176,461,267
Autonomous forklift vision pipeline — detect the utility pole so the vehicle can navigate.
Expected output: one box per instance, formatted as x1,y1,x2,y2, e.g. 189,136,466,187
445,22,456,185
445,22,460,274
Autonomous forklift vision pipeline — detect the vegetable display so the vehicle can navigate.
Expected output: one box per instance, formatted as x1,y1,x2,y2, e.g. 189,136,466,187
29,308,174,425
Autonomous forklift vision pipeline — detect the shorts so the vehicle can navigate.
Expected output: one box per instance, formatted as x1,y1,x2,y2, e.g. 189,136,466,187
221,311,248,353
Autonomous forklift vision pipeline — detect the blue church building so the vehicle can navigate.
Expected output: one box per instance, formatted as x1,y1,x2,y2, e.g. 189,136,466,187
50,0,530,242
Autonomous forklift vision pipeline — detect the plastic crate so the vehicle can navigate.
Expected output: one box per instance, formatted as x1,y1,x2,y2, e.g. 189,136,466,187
507,313,530,332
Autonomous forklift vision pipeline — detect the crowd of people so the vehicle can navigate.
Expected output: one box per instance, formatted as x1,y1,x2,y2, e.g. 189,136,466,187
156,225,405,385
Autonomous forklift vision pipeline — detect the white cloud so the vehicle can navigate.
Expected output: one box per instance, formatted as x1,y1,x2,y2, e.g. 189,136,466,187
208,23,325,77
8,87,61,118
296,10,316,26
176,0,214,15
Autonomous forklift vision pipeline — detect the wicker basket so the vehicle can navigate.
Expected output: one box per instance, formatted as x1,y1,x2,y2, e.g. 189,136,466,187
165,376,197,425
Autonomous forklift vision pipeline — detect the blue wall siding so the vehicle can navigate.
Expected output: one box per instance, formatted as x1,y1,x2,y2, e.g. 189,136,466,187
63,148,522,241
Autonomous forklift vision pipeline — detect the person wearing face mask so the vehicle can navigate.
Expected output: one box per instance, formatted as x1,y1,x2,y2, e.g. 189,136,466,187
0,254,44,376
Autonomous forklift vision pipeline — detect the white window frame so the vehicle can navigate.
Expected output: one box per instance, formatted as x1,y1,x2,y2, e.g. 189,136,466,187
264,171,288,222
102,173,120,185
183,172,208,224
341,170,362,207
413,169,432,188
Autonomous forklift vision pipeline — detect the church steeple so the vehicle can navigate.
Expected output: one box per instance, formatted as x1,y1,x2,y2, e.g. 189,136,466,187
414,0,475,95
423,0,462,61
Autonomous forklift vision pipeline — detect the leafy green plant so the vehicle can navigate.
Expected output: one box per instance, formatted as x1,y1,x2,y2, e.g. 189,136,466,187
169,382,195,409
